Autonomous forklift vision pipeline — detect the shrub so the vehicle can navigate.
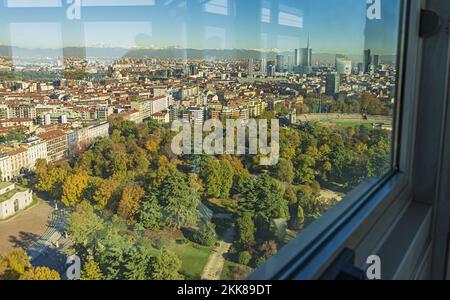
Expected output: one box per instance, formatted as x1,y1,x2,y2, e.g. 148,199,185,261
192,221,217,247
238,251,252,265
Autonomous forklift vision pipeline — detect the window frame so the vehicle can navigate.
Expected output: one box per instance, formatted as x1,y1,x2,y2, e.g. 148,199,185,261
250,0,425,280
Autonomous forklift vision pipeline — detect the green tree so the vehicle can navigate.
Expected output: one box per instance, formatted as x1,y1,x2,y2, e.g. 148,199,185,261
203,159,234,198
273,159,295,184
68,201,105,248
150,250,183,280
159,169,200,229
192,221,217,247
137,193,163,231
236,213,255,248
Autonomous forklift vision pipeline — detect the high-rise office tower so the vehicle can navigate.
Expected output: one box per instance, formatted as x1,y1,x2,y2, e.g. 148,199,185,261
373,54,380,67
248,58,254,76
325,73,340,96
294,49,300,66
261,58,267,74
276,55,285,72
189,64,197,76
268,64,276,77
286,55,294,72
335,55,352,75
299,34,313,74
364,49,372,73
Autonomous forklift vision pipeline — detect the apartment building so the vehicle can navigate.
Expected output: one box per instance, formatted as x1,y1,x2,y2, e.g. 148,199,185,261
0,154,12,182
2,146,28,177
37,129,68,162
22,137,48,170
74,122,110,153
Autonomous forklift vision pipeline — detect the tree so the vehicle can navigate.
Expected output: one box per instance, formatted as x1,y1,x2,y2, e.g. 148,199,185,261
192,221,217,247
137,193,163,231
236,213,255,248
81,258,103,280
92,178,120,209
61,171,89,206
19,267,60,280
273,159,295,184
123,247,154,280
117,185,145,223
159,169,200,229
68,201,105,248
150,250,183,280
35,160,71,199
254,174,288,222
0,248,31,280
203,159,234,199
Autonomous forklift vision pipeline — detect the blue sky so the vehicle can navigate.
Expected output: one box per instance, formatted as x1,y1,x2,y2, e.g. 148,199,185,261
0,0,401,55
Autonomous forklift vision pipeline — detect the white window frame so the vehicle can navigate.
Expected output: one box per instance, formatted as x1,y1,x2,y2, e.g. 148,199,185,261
250,0,450,280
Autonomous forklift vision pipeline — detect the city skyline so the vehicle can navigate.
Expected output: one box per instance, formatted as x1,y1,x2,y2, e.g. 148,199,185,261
0,0,401,55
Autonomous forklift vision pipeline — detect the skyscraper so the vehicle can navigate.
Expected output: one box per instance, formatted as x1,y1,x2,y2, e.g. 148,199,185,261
325,73,340,96
276,55,285,72
299,34,313,74
364,49,372,73
261,58,267,74
247,58,254,76
294,49,300,66
373,54,380,67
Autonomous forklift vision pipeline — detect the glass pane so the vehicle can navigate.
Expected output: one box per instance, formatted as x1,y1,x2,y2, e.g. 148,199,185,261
0,0,402,280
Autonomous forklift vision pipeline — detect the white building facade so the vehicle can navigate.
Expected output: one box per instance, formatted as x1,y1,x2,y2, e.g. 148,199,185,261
0,183,33,220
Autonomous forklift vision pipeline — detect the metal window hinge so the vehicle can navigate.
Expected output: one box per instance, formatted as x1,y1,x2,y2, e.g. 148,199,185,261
320,248,365,280
419,9,442,38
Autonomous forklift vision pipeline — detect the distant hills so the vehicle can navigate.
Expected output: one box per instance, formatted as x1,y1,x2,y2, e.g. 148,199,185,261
0,46,397,64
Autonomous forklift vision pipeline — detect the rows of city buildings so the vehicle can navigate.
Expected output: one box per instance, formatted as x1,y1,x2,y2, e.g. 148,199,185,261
0,47,396,182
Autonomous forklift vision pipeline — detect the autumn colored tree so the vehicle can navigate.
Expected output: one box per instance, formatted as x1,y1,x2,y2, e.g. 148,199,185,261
81,258,103,280
0,248,31,280
20,267,61,280
92,178,120,209
61,171,90,206
35,160,71,199
117,185,145,223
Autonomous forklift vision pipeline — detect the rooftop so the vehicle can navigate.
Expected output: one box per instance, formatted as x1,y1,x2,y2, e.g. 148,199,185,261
0,185,28,203
0,182,14,190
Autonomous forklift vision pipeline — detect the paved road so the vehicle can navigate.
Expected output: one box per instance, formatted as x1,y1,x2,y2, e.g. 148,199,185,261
201,227,235,280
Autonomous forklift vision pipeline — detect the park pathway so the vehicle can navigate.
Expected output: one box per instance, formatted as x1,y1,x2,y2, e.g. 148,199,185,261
201,227,235,280
27,206,71,262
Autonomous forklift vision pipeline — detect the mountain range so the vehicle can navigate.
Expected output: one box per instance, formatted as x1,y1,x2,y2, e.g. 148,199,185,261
0,46,397,64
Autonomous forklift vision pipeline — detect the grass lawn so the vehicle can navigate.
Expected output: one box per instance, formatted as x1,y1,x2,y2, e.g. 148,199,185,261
220,260,253,280
205,198,238,214
319,119,373,129
168,239,212,280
